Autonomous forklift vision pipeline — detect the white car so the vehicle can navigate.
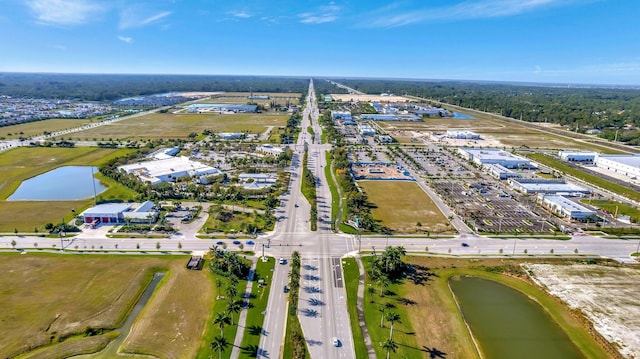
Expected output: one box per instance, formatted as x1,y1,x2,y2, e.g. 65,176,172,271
279,257,286,265
332,337,340,347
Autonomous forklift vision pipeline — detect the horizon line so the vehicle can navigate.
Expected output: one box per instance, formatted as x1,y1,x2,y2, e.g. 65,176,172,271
1,70,639,89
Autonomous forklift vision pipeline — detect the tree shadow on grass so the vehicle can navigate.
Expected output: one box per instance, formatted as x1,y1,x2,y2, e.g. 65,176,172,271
423,346,448,358
404,264,438,285
242,344,259,356
248,324,262,336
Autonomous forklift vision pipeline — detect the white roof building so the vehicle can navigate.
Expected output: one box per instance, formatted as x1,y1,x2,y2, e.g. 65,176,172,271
119,156,219,184
537,194,596,221
595,154,640,181
458,148,535,169
508,179,590,195
558,151,597,162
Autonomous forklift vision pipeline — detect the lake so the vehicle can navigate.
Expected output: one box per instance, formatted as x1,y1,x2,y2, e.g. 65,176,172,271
452,112,475,119
449,276,584,359
8,166,106,201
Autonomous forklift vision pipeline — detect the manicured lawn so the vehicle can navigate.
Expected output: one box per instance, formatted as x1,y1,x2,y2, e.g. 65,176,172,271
359,181,448,234
341,257,368,358
196,264,248,359
581,199,640,223
61,113,289,140
239,257,275,358
527,153,640,202
361,256,419,359
325,151,340,225
0,253,211,359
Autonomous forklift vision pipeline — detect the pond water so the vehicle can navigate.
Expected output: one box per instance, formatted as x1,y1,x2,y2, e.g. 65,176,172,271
449,276,584,359
452,112,475,119
8,166,106,200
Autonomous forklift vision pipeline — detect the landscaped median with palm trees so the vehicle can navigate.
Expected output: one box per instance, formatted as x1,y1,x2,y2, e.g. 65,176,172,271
282,251,310,358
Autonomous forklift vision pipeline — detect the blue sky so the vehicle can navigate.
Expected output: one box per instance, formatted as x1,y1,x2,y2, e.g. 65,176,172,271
1,0,639,85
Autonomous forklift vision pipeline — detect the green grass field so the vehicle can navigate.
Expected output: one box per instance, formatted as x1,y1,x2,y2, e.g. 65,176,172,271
60,113,289,140
581,199,640,223
358,181,448,234
0,119,93,140
0,147,137,232
0,253,212,359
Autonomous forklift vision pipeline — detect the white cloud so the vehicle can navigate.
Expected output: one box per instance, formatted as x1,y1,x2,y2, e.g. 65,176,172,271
26,0,104,26
119,8,172,29
299,2,340,24
117,35,133,43
363,0,575,28
231,11,252,19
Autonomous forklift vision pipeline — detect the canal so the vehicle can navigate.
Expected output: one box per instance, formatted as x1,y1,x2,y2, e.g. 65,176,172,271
449,276,584,359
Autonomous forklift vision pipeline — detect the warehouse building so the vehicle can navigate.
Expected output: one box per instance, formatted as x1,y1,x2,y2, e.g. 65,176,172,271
558,150,597,162
446,130,481,140
595,154,640,181
537,194,596,221
458,148,535,169
508,178,590,195
484,163,521,180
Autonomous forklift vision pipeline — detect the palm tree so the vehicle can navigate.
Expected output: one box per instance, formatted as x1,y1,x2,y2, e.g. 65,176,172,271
379,275,391,297
213,312,232,335
210,335,229,359
378,306,386,328
227,300,242,325
381,337,398,359
225,285,238,300
386,312,401,339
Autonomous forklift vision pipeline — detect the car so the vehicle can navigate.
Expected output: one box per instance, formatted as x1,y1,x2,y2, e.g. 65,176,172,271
332,337,341,347
294,203,299,207
279,257,286,264
246,240,255,245
283,285,289,293
461,242,470,247
216,241,224,245
233,240,241,245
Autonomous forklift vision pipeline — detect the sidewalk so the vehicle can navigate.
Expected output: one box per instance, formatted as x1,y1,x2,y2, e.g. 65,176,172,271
355,256,376,359
230,257,257,359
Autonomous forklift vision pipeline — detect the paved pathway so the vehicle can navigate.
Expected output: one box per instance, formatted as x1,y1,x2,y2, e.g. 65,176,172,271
231,257,257,359
355,256,376,359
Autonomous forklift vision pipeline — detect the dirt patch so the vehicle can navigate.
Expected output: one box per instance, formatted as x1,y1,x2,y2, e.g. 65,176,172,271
525,264,640,358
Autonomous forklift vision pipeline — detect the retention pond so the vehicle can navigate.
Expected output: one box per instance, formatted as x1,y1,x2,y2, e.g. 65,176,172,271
449,276,584,359
8,166,106,200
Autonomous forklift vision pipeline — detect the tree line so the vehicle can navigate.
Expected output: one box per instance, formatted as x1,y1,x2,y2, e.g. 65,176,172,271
330,78,640,145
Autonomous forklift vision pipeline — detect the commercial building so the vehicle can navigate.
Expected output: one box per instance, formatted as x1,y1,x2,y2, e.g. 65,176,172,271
508,179,590,195
80,201,158,224
537,194,596,221
558,151,597,162
446,130,481,139
331,111,352,121
595,154,640,180
357,123,376,136
484,163,520,180
119,156,220,185
238,173,277,190
458,148,535,169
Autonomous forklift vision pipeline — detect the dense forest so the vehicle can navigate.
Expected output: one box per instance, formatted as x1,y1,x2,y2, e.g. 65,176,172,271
0,73,311,101
330,78,640,144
